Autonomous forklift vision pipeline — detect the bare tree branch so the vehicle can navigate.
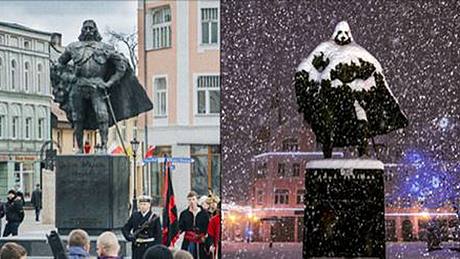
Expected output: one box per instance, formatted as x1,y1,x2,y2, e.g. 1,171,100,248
105,27,138,74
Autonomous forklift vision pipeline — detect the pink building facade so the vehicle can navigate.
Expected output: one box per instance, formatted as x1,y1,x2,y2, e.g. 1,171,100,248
138,0,220,211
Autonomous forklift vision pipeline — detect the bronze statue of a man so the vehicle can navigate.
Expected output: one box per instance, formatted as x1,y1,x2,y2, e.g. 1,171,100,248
51,20,152,153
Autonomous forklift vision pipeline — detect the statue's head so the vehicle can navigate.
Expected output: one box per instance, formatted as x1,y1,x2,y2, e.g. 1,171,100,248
78,20,102,42
332,21,353,46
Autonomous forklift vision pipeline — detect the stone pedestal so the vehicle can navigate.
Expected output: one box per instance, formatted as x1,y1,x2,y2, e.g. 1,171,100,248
304,159,385,258
42,169,55,225
55,155,129,235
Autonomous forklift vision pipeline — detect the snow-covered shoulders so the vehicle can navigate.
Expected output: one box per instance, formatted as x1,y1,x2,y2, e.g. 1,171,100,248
297,40,383,73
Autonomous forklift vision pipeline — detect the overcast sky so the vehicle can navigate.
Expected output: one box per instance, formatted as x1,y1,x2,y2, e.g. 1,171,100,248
0,1,138,46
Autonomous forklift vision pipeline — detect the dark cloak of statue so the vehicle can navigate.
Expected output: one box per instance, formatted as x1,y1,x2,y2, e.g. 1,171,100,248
294,21,408,158
51,55,152,130
51,20,152,152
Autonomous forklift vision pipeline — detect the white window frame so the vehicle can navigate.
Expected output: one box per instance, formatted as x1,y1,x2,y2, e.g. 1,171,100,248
12,116,19,140
0,104,6,139
200,7,219,45
197,1,220,52
0,57,3,89
194,74,220,116
0,115,5,139
296,189,305,205
11,59,17,90
151,5,172,50
153,75,168,117
25,117,32,140
37,63,43,93
274,189,289,205
38,118,45,140
24,61,30,92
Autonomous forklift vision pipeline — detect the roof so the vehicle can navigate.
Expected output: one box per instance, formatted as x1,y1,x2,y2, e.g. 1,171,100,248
51,103,69,123
0,21,53,36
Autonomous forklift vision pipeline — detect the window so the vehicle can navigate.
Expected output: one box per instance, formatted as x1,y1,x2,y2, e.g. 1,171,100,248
24,40,30,49
257,189,264,205
11,60,17,90
197,75,220,114
38,118,45,139
277,163,286,177
274,189,289,205
256,163,267,179
24,62,30,92
12,116,19,139
37,64,43,93
154,77,167,116
0,104,6,139
191,145,220,196
10,37,18,47
0,57,3,88
201,8,219,45
297,189,305,204
0,115,5,139
149,146,172,206
25,117,32,139
283,138,299,151
293,163,300,177
151,6,171,49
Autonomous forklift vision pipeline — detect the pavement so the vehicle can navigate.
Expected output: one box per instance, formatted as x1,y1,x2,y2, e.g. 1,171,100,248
222,241,460,259
0,208,55,238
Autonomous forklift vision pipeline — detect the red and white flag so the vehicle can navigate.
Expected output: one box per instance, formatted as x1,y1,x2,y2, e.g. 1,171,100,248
144,145,156,159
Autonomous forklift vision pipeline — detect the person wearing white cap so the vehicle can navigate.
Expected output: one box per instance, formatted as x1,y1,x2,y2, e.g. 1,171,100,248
122,195,162,259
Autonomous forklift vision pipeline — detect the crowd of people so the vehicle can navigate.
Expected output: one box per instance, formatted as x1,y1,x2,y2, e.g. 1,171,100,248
0,190,220,259
122,191,221,259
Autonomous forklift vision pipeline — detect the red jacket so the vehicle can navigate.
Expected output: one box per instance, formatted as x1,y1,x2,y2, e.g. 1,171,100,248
207,214,220,250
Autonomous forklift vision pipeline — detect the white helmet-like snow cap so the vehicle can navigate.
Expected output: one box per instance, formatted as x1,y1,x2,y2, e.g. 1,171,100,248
332,21,353,45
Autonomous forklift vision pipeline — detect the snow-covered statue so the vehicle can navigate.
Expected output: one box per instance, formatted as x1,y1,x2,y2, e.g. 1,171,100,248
295,21,408,158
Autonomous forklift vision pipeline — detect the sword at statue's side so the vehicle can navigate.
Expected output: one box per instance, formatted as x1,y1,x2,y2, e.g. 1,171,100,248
103,88,129,156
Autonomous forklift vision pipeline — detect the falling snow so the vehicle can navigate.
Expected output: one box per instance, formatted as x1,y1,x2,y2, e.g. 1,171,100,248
221,0,459,257
221,0,459,206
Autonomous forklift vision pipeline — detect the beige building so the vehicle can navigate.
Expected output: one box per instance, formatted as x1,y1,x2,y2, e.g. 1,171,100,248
138,0,220,211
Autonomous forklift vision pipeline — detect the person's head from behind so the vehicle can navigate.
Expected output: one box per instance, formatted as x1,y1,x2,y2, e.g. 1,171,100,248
187,191,198,209
172,249,193,259
0,242,27,259
97,231,120,257
68,229,90,252
143,244,172,259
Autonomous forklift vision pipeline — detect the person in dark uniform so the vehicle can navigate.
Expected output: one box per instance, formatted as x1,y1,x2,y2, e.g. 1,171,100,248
122,195,162,259
179,191,210,259
3,190,24,237
31,184,42,222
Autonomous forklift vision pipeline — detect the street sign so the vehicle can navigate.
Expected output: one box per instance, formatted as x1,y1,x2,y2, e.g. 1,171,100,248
143,157,194,164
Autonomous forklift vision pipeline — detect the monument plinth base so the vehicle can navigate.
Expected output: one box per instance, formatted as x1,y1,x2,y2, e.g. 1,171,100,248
304,159,385,258
55,155,129,235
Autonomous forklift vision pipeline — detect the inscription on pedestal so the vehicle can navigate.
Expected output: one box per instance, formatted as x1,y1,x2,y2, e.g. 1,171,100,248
304,160,385,258
56,155,129,235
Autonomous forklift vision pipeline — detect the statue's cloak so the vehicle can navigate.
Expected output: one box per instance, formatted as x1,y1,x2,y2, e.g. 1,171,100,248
51,51,153,130
295,41,408,147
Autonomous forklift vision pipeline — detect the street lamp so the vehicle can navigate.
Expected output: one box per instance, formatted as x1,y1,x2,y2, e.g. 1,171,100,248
130,137,140,213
